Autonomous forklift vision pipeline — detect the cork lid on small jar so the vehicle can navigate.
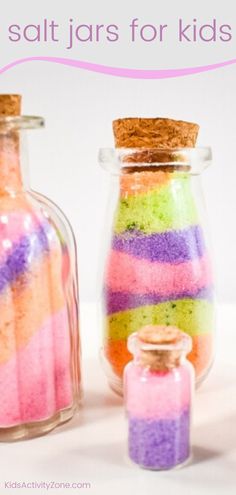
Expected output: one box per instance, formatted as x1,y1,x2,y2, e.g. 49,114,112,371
136,325,192,371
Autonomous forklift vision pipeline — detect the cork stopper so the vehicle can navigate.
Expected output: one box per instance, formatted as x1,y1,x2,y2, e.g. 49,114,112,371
137,325,188,371
0,95,21,117
113,118,199,149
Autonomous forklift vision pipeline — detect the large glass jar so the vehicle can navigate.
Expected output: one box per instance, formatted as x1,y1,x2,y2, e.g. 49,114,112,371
99,147,215,395
0,114,81,440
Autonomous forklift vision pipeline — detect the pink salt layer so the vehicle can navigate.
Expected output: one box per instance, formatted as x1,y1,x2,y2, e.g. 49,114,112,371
0,149,22,194
0,307,73,427
124,362,193,419
106,250,212,296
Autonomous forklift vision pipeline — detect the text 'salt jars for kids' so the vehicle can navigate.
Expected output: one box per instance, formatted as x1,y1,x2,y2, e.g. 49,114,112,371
0,95,81,441
99,118,215,395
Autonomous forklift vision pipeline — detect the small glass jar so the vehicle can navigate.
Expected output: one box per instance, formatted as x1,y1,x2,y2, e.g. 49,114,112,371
99,147,215,395
0,113,81,440
124,326,194,470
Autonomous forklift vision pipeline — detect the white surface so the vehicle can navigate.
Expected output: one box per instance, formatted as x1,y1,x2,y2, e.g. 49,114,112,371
0,303,236,495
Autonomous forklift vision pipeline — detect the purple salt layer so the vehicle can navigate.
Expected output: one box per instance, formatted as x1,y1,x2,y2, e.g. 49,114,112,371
112,225,206,264
104,286,213,314
0,224,49,293
128,409,190,470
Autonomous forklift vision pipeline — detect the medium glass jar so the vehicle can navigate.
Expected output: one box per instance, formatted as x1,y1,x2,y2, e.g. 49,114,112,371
124,326,194,470
99,147,215,395
0,114,81,440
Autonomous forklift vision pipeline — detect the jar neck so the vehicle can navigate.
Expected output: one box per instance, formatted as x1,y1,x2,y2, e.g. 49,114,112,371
99,147,212,175
128,330,192,372
0,131,28,196
135,348,185,372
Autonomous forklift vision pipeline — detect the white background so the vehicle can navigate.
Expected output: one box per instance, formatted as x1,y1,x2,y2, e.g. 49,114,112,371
0,0,235,304
1,63,235,303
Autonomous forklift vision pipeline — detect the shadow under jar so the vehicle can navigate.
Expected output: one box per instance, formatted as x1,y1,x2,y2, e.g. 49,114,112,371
0,114,81,440
99,147,215,395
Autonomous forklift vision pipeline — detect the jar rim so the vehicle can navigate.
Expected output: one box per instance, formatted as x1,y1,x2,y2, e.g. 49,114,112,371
0,116,45,132
99,147,212,175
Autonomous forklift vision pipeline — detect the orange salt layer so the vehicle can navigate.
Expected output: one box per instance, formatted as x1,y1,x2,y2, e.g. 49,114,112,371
104,340,132,378
0,194,33,213
0,148,23,195
120,171,170,198
104,333,214,380
0,248,66,365
188,333,214,380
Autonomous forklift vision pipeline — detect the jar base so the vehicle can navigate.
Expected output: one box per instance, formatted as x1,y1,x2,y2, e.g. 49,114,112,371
127,452,192,471
195,358,214,389
0,404,78,442
108,376,123,397
100,349,123,396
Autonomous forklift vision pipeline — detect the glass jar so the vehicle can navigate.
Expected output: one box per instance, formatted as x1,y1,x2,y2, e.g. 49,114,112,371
99,147,215,395
124,326,194,470
0,115,81,441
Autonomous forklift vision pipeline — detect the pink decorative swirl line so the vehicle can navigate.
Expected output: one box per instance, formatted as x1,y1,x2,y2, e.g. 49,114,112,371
0,56,236,79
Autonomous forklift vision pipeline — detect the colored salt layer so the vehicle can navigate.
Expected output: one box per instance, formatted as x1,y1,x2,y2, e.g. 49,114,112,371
125,363,192,418
0,210,40,264
0,247,66,365
125,364,192,469
128,410,190,469
105,286,213,314
112,225,206,263
0,307,72,426
114,176,198,234
105,299,214,340
0,210,74,426
0,224,49,292
105,251,212,296
120,170,171,197
103,170,214,382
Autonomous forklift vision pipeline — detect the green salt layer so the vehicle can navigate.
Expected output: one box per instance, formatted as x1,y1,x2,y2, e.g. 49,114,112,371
105,299,214,340
114,175,198,234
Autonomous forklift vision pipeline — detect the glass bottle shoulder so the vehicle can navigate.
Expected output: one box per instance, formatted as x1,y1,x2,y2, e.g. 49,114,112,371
0,190,77,286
